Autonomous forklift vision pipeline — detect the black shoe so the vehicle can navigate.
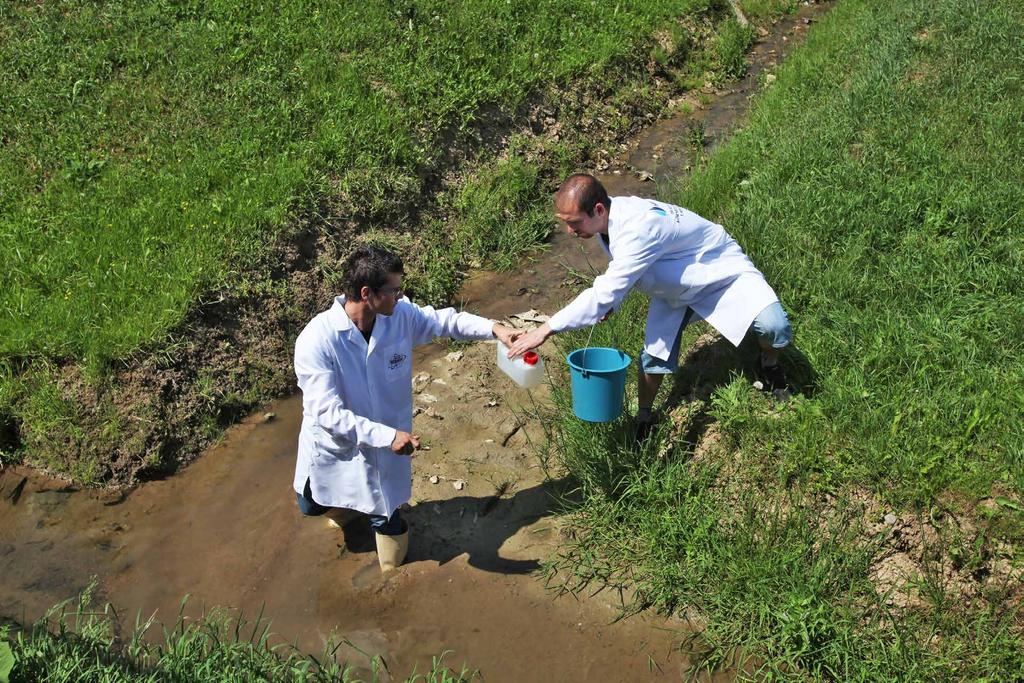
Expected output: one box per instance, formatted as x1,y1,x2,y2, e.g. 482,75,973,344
757,363,792,402
633,418,656,445
341,516,376,553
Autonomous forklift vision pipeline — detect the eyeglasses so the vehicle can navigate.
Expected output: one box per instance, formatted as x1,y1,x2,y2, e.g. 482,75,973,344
375,286,404,298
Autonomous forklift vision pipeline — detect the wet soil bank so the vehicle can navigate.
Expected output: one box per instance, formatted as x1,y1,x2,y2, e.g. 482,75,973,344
0,5,832,680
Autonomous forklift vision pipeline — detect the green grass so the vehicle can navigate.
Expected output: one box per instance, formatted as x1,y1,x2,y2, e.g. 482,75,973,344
678,0,1024,504
1,586,477,682
542,0,1024,677
0,0,719,371
1,0,800,482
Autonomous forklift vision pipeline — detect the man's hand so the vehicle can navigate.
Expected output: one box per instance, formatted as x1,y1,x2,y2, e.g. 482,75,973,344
391,431,420,456
507,322,553,358
491,323,521,348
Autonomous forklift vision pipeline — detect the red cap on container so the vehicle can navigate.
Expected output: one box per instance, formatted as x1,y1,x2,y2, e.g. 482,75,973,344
523,351,539,366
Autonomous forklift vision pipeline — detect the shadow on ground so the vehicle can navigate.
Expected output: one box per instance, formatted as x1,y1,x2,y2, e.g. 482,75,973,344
335,479,577,575
665,331,818,412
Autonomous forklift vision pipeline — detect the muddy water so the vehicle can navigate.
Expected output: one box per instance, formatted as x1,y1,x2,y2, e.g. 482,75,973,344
0,6,829,681
0,396,692,680
0,221,676,679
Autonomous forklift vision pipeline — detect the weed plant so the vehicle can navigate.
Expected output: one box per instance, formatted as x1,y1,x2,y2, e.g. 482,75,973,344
543,0,1024,677
0,586,476,682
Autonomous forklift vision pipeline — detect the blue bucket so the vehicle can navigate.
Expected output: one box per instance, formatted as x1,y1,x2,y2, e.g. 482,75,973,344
566,347,632,422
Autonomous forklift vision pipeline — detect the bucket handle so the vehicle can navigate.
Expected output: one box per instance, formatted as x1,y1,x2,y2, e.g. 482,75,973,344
580,319,597,379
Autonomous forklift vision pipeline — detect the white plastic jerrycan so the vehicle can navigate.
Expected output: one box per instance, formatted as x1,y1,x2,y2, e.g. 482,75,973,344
496,341,545,389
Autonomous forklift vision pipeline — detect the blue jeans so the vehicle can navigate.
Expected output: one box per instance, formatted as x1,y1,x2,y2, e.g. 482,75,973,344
296,478,406,535
640,301,791,375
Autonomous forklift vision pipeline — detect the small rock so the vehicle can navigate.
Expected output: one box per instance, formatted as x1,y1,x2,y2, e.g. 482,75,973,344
758,26,769,37
884,513,898,526
425,408,444,420
637,170,655,181
97,489,127,506
752,380,765,391
263,412,276,423
429,475,440,484
484,400,498,408
510,309,550,325
420,445,431,451
431,378,447,386
452,479,466,491
419,393,439,404
445,351,465,363
484,439,495,444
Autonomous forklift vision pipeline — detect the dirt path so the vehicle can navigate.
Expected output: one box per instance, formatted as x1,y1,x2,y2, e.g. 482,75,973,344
0,5,830,680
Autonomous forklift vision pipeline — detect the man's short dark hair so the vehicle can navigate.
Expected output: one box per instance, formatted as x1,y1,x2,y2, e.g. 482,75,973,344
555,173,611,216
342,245,404,300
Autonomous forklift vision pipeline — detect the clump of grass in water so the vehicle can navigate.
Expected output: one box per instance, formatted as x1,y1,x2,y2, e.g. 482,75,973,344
1,584,478,682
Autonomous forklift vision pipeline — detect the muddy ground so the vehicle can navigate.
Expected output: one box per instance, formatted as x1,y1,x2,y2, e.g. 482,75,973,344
0,5,844,681
1,224,705,680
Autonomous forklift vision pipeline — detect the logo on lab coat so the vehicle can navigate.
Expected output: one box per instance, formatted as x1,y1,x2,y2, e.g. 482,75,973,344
388,353,407,370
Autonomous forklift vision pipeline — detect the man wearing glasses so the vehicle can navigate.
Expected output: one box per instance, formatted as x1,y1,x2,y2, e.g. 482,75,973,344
293,245,520,573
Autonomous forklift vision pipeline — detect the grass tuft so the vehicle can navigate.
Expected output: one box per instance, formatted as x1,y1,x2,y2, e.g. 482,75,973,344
2,584,478,682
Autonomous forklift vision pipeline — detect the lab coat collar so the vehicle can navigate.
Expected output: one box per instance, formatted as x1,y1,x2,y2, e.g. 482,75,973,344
607,195,626,236
329,296,354,331
328,295,390,355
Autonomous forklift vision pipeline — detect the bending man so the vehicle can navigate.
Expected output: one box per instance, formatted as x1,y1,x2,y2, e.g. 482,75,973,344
293,245,519,572
508,173,792,437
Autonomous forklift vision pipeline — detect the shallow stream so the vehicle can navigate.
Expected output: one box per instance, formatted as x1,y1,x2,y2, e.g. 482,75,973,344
0,5,829,679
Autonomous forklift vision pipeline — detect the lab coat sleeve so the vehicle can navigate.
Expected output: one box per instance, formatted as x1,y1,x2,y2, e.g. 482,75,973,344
405,300,495,346
294,336,398,451
548,221,663,332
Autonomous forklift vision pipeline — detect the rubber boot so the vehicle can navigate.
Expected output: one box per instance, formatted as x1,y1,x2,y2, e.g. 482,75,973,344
324,507,360,529
375,530,409,572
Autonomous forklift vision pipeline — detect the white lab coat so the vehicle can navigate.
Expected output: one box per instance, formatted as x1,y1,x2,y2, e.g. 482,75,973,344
293,296,494,517
547,196,779,360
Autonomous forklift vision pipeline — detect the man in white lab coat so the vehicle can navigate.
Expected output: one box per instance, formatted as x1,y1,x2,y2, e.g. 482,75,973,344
294,245,520,572
508,174,792,437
